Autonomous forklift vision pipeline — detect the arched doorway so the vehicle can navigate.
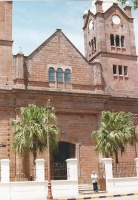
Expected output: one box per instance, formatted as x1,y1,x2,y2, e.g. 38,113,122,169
52,141,75,180
53,141,75,162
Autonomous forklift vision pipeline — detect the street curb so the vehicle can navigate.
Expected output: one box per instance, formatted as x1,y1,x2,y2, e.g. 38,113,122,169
56,192,138,200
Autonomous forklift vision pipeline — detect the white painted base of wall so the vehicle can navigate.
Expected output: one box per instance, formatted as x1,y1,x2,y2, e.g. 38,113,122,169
0,180,78,200
102,158,138,194
107,177,138,194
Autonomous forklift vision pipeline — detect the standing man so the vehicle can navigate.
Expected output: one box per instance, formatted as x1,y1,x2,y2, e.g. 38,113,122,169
91,171,98,193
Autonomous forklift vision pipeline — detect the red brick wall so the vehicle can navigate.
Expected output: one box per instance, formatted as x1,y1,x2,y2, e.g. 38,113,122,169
83,4,136,61
100,54,138,97
0,1,138,183
83,3,138,98
104,7,136,55
25,30,94,87
0,1,13,82
0,92,15,161
0,90,137,182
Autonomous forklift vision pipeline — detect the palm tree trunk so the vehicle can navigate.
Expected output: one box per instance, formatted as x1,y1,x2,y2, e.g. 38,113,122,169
115,151,120,177
115,151,119,164
33,143,37,165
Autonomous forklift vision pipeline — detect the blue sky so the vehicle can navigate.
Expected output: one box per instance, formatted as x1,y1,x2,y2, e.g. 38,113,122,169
12,1,138,56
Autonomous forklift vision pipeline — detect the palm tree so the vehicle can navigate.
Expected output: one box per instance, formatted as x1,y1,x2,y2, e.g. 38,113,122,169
92,111,135,165
11,104,60,164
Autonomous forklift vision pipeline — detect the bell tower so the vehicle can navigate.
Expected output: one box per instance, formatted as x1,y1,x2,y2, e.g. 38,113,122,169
0,1,13,86
83,0,138,97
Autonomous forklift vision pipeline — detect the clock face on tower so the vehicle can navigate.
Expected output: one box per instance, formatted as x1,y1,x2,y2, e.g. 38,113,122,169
112,15,121,25
89,20,94,30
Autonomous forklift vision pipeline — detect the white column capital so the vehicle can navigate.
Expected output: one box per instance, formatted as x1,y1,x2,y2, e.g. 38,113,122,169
1,159,10,164
35,159,45,165
66,158,77,164
102,158,113,164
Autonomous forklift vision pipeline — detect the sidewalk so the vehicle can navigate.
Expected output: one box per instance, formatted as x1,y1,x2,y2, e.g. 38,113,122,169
56,191,138,200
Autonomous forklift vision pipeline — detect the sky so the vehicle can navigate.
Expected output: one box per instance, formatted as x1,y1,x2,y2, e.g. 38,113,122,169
12,1,138,56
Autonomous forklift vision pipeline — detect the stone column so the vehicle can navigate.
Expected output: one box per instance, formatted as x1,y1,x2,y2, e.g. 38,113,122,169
102,158,113,179
35,159,45,181
1,159,10,182
135,158,138,177
102,158,113,193
66,158,78,181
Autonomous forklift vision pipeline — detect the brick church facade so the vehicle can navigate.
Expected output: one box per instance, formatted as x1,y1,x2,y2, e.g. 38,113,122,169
0,1,138,182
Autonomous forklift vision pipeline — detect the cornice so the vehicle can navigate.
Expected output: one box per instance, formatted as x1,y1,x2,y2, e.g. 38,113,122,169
89,51,138,62
0,40,13,46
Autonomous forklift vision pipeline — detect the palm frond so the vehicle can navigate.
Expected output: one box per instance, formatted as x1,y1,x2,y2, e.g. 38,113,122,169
10,104,60,161
92,111,135,164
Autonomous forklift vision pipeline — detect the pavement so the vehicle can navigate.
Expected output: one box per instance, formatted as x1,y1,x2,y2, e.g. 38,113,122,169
56,191,138,200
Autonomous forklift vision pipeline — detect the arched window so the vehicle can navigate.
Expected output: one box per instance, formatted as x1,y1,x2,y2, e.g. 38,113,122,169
110,34,114,46
118,65,122,75
113,65,117,75
56,68,63,82
65,69,71,83
94,37,96,50
121,36,125,47
49,67,55,81
92,39,94,51
124,66,127,76
116,35,120,46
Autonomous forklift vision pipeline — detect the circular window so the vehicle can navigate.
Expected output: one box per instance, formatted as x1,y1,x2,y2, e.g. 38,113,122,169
112,15,121,25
